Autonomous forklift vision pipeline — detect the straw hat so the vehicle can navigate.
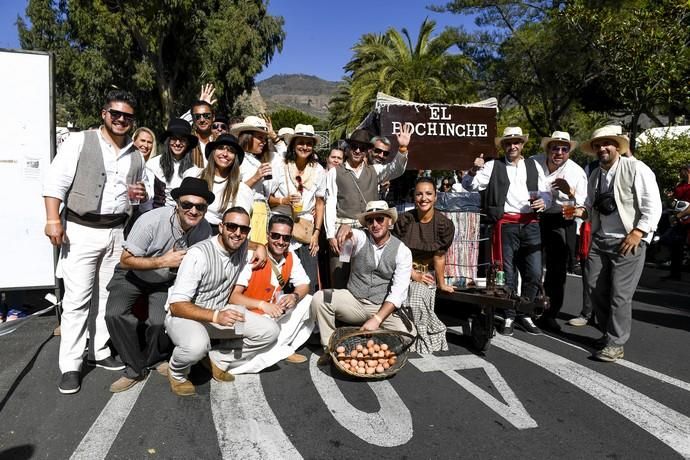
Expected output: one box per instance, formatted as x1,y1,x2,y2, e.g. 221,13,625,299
285,124,318,146
277,127,294,140
495,126,529,149
356,200,398,227
580,125,630,155
540,131,577,153
229,115,268,136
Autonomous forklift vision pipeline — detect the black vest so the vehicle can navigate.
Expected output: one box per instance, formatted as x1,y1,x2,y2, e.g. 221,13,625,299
483,158,539,223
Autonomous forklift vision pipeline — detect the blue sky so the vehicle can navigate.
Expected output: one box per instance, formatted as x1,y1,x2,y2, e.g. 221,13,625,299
0,0,475,82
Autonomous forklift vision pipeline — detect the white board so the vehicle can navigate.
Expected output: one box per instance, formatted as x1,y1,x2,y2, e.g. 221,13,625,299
0,49,56,290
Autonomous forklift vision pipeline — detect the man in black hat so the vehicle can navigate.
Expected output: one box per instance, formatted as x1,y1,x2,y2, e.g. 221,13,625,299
324,124,413,288
212,113,229,138
104,177,215,392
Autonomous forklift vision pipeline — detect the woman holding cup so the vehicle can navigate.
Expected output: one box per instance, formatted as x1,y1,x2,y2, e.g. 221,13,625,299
268,124,326,293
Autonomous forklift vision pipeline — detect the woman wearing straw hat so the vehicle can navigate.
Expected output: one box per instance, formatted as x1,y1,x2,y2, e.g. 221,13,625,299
267,124,327,293
147,119,199,208
183,134,254,234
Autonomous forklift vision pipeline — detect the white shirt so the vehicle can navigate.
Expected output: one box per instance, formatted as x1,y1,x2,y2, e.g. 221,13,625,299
146,155,189,208
240,152,276,200
350,229,412,308
462,157,552,213
236,250,310,297
533,154,588,208
324,152,408,238
183,167,254,225
584,158,661,243
43,127,151,214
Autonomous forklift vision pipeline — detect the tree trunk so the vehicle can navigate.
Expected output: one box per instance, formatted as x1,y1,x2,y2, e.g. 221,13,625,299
629,112,640,155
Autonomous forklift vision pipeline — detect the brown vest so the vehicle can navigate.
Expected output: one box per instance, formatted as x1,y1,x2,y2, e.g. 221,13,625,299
334,164,379,219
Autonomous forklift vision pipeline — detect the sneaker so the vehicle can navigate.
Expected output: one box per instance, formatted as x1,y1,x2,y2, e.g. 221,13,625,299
594,345,624,362
202,357,235,382
109,375,143,393
317,349,331,366
568,316,589,327
518,316,541,335
539,316,561,332
499,318,514,336
285,353,308,364
58,371,81,395
89,356,126,371
167,372,196,397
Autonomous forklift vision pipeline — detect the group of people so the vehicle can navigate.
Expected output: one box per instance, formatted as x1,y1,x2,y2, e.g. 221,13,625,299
42,87,670,396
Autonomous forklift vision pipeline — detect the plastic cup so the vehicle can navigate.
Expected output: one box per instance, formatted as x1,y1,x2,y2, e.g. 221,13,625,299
562,200,576,220
339,239,353,263
127,183,141,205
426,269,437,289
292,201,303,214
228,304,246,335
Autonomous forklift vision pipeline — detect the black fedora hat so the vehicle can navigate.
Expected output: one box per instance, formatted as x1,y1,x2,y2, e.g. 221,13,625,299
170,177,215,204
204,134,245,163
346,129,374,147
162,118,199,149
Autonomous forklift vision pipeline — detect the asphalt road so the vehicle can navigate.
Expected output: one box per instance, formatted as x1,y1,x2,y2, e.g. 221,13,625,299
1,273,689,460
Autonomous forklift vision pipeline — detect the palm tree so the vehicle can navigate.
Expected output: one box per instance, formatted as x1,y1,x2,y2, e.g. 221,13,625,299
328,18,476,135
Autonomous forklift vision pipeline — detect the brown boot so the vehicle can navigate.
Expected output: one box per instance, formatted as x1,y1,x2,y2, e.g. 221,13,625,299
202,357,235,382
285,353,307,364
109,376,143,393
167,372,196,396
155,361,169,376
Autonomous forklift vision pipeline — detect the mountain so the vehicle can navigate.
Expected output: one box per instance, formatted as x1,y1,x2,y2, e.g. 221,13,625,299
256,74,340,119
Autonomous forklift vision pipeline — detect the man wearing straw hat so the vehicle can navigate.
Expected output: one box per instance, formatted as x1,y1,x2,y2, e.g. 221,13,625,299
463,126,552,336
573,125,661,362
311,201,412,365
532,131,588,332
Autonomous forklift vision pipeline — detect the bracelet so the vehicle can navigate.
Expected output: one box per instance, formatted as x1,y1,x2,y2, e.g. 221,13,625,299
373,313,384,324
398,146,408,153
212,310,219,324
46,219,61,224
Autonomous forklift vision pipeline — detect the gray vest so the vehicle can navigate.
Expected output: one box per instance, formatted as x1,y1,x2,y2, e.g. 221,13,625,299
335,164,379,219
66,130,144,215
589,156,642,235
348,233,402,304
192,238,248,310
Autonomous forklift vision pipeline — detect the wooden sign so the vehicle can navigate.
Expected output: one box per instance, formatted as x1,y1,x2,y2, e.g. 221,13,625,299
379,104,497,170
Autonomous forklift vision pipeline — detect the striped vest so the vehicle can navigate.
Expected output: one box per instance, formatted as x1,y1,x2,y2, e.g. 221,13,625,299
190,238,248,310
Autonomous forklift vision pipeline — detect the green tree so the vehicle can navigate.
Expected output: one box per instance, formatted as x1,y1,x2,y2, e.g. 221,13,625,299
328,18,476,137
17,0,285,129
270,107,324,131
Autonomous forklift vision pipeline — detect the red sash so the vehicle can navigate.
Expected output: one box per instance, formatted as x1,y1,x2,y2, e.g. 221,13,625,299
578,221,592,260
244,253,293,314
491,213,539,267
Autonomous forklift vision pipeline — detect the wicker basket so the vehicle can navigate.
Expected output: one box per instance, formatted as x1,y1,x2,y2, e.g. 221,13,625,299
328,327,416,379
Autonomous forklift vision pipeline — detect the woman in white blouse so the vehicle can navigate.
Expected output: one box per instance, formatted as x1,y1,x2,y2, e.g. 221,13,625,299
268,124,326,293
183,134,254,234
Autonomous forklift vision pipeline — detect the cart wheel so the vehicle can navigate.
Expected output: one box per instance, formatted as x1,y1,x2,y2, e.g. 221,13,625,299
471,313,492,352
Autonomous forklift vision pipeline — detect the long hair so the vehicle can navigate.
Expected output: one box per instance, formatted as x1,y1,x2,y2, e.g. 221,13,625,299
238,131,270,163
199,146,241,211
284,138,318,166
160,138,195,183
133,127,158,160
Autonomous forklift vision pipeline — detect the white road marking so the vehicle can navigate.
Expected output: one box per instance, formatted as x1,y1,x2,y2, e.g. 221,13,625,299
210,374,302,460
309,355,413,447
617,359,690,393
409,355,538,430
70,376,148,460
493,335,690,459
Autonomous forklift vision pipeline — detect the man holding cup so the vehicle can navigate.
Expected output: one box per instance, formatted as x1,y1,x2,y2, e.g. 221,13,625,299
533,131,588,332
165,207,279,396
104,177,214,393
43,90,151,395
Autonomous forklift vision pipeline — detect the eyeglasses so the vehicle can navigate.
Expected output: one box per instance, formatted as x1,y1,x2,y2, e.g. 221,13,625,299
107,109,135,122
295,175,304,193
192,113,213,120
222,222,251,235
269,232,292,242
365,215,386,226
550,146,570,153
212,123,227,130
373,147,390,156
179,201,208,212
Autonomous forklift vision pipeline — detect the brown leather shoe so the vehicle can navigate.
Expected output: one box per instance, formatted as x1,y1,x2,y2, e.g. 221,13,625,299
109,376,142,393
285,353,307,364
202,357,235,382
167,372,196,396
316,350,331,367
155,361,169,376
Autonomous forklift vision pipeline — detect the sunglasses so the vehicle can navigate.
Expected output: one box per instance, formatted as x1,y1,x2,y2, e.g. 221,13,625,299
295,175,304,193
442,183,451,187
550,146,570,153
212,123,227,130
373,147,390,156
269,232,292,242
179,201,208,212
192,113,213,120
222,222,251,235
107,109,135,122
365,215,386,226
349,142,370,152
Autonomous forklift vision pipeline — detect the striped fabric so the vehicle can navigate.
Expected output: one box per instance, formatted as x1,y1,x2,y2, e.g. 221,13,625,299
192,239,248,310
440,211,481,284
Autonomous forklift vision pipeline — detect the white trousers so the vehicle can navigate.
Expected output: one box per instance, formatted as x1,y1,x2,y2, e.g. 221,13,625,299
57,222,124,372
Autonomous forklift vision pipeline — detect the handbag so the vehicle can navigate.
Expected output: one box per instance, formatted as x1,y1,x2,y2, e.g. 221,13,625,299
292,216,314,244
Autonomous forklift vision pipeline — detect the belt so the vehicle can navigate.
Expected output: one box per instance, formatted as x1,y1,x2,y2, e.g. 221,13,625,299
66,209,128,229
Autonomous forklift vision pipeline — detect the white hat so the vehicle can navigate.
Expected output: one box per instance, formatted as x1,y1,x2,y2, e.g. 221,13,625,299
229,115,268,136
495,126,529,149
580,125,630,155
540,131,578,152
356,200,398,227
285,124,318,146
277,127,294,139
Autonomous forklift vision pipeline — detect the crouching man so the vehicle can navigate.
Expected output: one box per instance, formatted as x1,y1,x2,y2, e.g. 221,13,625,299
311,201,413,365
165,207,279,396
229,214,314,372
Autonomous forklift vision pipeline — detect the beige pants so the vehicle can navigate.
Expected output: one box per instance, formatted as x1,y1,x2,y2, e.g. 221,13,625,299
311,289,409,347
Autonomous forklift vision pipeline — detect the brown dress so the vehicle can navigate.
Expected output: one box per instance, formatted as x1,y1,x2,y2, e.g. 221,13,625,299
394,210,455,353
